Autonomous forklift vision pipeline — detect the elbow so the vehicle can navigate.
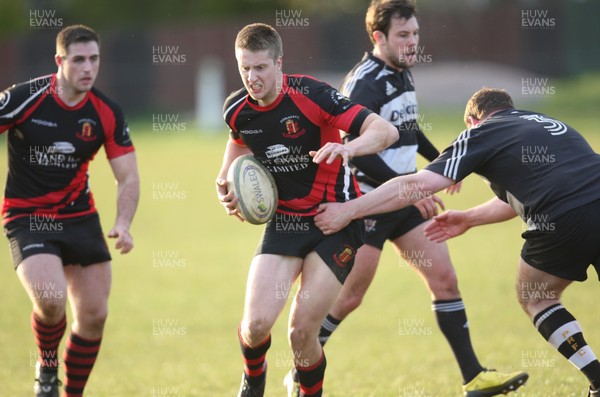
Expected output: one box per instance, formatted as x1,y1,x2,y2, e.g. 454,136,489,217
386,124,399,147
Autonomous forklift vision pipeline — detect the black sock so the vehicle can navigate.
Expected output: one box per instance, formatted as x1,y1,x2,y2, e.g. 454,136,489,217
238,327,270,387
432,299,483,383
318,314,340,346
297,352,326,397
534,304,600,390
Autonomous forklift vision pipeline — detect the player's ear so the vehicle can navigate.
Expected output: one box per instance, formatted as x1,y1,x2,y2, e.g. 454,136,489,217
55,53,63,68
275,56,282,71
467,116,479,128
373,30,386,46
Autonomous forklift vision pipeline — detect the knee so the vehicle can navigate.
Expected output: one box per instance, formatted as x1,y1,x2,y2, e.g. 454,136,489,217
340,289,365,314
516,286,554,317
240,318,272,347
35,295,67,323
427,267,459,298
288,324,312,351
76,306,108,333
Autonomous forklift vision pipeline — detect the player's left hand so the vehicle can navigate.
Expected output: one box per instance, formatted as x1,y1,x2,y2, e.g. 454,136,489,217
108,225,134,254
314,202,353,235
413,194,445,220
309,142,353,166
423,210,469,243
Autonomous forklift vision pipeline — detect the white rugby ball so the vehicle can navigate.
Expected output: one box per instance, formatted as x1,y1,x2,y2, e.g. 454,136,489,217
227,154,278,225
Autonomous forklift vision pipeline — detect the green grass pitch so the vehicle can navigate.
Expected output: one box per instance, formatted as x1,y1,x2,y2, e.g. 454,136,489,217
0,96,599,396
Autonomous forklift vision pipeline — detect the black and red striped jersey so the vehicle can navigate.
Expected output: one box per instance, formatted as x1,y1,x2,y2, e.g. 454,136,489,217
223,74,372,216
0,74,135,224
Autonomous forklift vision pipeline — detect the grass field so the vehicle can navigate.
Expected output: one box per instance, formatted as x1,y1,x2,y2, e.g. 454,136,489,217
0,83,599,396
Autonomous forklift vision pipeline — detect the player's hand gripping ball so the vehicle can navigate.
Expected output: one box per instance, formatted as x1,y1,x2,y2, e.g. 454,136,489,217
227,155,278,225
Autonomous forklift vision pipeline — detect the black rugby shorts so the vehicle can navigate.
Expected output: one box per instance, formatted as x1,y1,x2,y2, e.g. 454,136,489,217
255,212,365,284
362,205,426,250
521,198,600,281
5,213,112,269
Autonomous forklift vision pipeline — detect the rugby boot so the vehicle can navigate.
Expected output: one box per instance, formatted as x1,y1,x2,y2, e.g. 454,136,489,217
237,362,267,397
34,361,61,397
283,367,300,397
463,368,528,397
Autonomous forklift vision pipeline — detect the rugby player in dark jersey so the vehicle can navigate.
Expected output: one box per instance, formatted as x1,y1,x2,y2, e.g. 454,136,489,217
291,2,527,397
314,87,600,397
0,25,139,397
216,23,400,397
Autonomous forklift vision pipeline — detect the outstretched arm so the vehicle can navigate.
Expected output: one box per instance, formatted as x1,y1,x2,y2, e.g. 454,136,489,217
314,170,454,234
424,197,518,243
108,152,140,254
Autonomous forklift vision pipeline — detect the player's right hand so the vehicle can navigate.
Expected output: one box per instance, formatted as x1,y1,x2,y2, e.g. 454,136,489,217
215,178,244,221
423,210,469,243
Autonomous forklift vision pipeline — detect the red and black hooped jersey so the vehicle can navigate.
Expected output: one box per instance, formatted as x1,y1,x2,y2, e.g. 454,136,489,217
223,74,372,216
0,74,135,224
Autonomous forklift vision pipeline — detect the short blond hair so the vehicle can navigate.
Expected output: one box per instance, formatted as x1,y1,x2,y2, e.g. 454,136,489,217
235,23,282,61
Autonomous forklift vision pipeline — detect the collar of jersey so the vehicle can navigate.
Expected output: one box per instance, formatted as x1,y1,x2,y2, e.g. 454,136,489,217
52,73,90,111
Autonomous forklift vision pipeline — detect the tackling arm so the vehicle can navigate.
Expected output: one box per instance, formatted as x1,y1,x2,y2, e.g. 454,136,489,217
315,169,454,235
423,197,518,243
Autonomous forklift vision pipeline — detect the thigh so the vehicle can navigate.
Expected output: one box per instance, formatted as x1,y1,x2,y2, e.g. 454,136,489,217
517,257,572,319
393,221,454,279
16,253,68,309
242,254,303,327
341,243,383,295
64,261,112,319
289,251,343,331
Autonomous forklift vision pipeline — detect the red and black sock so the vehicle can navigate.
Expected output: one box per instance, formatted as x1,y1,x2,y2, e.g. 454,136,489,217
238,327,270,387
297,351,326,397
62,332,102,397
32,312,67,371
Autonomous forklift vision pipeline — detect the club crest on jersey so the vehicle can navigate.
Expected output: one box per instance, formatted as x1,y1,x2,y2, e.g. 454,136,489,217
333,245,355,268
76,120,97,142
282,117,306,138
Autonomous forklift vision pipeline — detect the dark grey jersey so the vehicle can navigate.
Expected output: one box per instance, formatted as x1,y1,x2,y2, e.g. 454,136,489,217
426,109,600,225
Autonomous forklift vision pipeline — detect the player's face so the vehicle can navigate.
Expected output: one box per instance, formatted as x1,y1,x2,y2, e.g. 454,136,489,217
236,48,282,107
57,41,100,94
378,16,420,70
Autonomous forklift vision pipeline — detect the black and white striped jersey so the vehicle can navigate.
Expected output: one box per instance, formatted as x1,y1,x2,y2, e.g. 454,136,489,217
340,52,438,193
426,108,600,223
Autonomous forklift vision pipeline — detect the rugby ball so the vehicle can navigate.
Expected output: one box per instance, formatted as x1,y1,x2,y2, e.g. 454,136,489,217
227,154,278,224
